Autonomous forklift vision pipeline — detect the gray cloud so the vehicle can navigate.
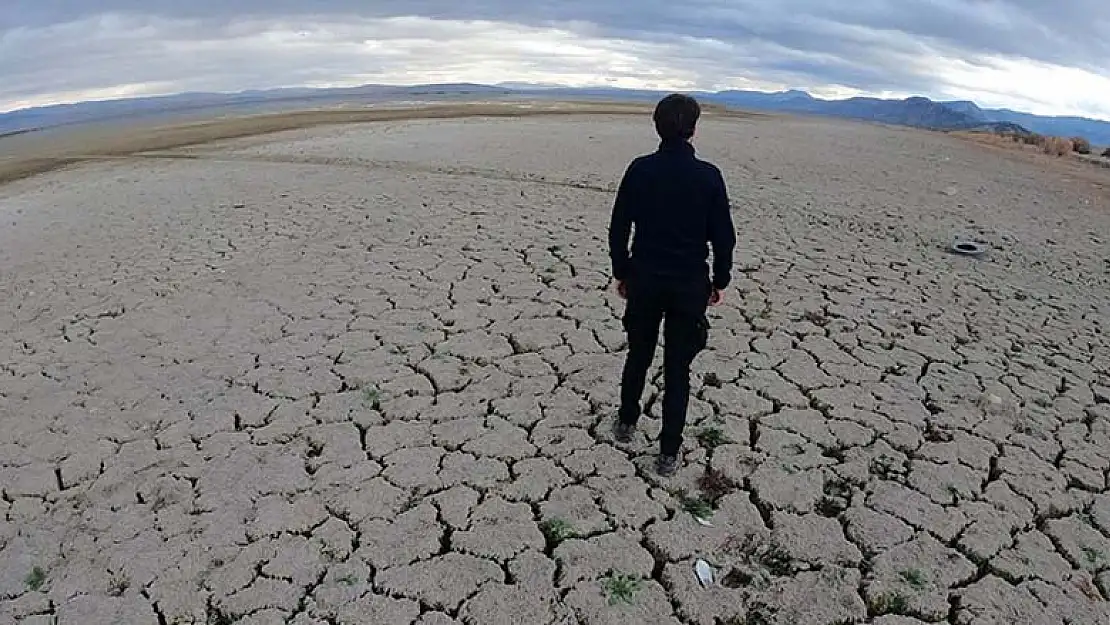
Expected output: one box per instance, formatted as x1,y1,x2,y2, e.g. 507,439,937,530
9,0,1107,67
2,1,1108,117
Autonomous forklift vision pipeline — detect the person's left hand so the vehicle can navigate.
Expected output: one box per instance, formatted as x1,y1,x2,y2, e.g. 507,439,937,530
616,280,628,299
708,288,724,306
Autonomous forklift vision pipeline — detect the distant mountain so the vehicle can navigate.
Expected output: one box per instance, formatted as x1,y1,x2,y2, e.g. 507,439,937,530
714,88,815,104
699,91,1107,143
3,82,1109,145
940,100,987,119
695,91,1030,134
976,109,1110,144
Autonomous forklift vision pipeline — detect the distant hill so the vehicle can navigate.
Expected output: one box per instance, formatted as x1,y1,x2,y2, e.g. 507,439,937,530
706,91,977,128
0,83,514,136
3,82,1109,145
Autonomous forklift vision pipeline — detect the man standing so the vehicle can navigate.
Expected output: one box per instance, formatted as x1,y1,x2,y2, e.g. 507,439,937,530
608,94,736,476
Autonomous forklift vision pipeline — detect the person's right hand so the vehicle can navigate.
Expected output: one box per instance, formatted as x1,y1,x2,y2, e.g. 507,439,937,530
708,288,724,306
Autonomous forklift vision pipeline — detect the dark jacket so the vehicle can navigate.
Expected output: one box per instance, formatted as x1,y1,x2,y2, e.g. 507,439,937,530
608,139,736,290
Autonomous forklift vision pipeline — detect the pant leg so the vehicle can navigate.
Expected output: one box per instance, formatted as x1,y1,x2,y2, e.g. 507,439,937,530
619,281,664,426
659,283,710,456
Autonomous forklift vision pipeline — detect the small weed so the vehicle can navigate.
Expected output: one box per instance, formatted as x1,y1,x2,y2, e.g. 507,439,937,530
1076,576,1103,601
320,544,342,561
784,443,805,455
208,606,235,625
540,518,577,546
336,574,359,586
756,544,794,576
1082,547,1102,566
721,568,754,588
824,476,853,499
870,592,910,615
703,372,723,388
721,532,758,557
816,496,848,518
802,310,829,326
601,571,643,606
899,568,927,589
25,566,46,591
946,485,961,503
361,386,381,410
400,488,425,513
821,446,847,462
1032,395,1053,409
697,427,730,450
870,455,902,478
923,422,953,442
107,573,130,597
681,495,714,520
698,469,740,505
306,439,324,458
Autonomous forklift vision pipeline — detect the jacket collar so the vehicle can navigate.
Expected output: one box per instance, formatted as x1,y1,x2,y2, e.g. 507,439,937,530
658,138,695,156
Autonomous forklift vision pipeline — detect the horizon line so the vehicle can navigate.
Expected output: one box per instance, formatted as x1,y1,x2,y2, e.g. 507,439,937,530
2,81,1107,125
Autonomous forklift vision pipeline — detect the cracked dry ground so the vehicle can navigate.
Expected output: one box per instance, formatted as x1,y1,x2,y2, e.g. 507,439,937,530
2,112,1110,625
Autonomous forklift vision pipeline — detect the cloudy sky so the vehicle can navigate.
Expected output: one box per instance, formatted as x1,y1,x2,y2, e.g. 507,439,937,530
3,1,1109,118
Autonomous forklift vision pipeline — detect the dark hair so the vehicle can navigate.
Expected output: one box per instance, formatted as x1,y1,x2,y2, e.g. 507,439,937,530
653,93,701,141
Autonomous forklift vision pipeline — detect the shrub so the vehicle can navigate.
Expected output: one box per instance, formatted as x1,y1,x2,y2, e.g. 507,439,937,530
1071,136,1092,154
1043,136,1072,157
1022,133,1045,147
1102,147,1110,158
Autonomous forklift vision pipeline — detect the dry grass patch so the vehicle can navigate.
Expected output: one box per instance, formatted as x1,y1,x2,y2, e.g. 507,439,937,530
1043,136,1073,157
1071,136,1092,154
1022,133,1046,147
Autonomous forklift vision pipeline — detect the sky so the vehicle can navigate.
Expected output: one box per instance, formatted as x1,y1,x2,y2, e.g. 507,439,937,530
2,1,1109,119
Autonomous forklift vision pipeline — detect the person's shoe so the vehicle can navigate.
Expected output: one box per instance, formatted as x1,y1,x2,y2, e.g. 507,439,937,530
612,420,635,443
655,453,679,477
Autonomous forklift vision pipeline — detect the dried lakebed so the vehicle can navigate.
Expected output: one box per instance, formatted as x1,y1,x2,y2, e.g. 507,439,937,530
2,110,1110,624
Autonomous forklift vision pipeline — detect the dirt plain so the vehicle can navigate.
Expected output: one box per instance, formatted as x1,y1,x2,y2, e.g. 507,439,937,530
1,102,1110,624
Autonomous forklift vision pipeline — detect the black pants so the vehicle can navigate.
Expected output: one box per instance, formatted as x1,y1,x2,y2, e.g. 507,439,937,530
618,277,710,456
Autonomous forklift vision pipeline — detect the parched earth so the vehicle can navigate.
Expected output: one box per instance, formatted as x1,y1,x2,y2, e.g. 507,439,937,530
2,107,1110,625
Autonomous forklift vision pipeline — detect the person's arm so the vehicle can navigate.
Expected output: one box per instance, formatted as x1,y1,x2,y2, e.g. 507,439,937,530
708,168,736,291
608,162,637,283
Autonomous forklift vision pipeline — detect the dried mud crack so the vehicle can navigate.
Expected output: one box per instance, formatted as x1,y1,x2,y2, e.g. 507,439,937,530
2,112,1110,625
